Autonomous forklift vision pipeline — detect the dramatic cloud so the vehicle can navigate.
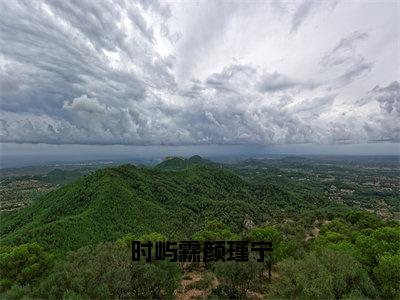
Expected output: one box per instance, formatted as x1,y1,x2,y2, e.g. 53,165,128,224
321,31,369,67
290,1,318,34
0,0,399,146
373,81,400,114
63,95,107,114
257,72,318,93
321,30,375,87
336,57,374,85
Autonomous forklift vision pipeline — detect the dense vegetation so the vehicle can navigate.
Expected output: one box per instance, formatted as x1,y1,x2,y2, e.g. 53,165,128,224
1,161,324,254
0,155,399,299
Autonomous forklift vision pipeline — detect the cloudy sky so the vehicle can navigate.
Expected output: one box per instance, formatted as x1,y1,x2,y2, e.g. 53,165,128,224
0,0,399,161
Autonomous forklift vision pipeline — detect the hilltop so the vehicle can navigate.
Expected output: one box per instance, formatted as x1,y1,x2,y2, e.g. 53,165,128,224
155,155,220,170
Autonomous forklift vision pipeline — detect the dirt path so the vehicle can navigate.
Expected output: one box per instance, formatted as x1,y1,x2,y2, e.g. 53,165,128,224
175,272,207,300
175,267,275,299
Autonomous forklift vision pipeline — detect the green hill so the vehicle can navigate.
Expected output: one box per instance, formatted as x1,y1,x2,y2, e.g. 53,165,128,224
0,159,398,299
0,164,309,254
0,162,335,255
155,155,220,170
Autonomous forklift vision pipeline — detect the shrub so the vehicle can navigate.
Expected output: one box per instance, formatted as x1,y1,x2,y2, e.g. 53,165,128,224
213,259,263,298
269,249,376,299
35,242,181,299
0,243,54,292
374,253,400,299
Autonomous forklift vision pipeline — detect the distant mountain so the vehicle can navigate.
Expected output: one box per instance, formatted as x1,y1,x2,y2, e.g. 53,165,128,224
155,155,220,170
230,156,312,169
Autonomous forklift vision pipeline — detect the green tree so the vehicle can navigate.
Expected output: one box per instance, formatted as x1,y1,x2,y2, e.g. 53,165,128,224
270,253,334,299
213,259,263,298
318,248,376,298
345,211,383,229
270,249,376,299
320,218,351,235
35,242,181,299
139,232,168,243
353,226,400,267
373,253,400,299
0,243,54,292
192,220,240,241
312,231,351,252
247,226,283,278
0,284,32,300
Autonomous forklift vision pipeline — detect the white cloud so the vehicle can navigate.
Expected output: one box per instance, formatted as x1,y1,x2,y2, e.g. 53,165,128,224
0,0,399,146
63,95,107,114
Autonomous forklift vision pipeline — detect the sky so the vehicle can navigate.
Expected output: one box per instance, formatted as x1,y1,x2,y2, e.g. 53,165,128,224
0,0,399,164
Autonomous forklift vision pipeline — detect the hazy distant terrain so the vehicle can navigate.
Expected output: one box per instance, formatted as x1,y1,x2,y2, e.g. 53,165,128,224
2,155,398,215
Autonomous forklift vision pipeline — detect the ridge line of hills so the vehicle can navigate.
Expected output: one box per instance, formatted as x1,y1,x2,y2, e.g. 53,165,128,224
154,155,221,170
0,156,315,254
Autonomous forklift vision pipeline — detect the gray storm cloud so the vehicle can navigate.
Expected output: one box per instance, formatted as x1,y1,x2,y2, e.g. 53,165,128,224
0,0,399,145
63,95,108,114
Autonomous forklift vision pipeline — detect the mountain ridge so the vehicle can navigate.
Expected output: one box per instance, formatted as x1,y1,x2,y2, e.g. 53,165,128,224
155,155,220,170
0,163,296,254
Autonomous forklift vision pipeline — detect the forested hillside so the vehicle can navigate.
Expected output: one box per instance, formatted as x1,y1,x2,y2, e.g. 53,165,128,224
155,155,220,170
0,163,318,254
0,157,398,299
